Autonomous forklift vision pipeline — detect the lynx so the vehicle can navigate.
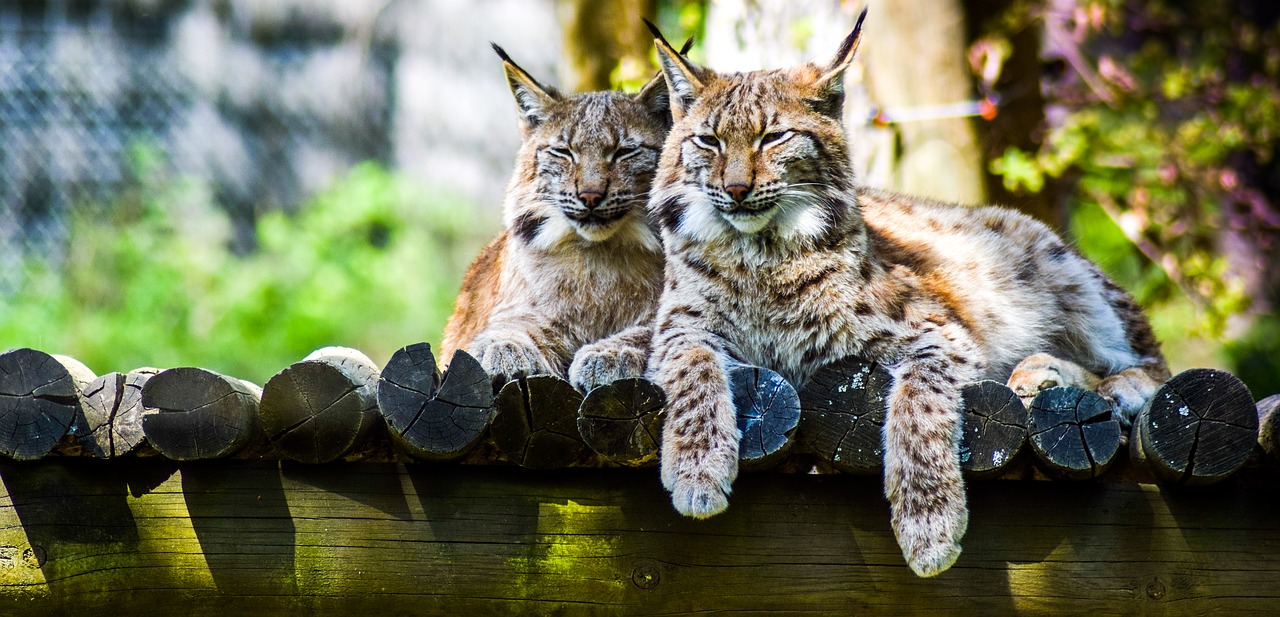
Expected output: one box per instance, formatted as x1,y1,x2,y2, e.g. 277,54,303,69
441,43,684,391
645,13,1168,577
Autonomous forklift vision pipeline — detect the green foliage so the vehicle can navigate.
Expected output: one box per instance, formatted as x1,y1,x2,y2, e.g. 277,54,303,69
986,0,1280,394
0,151,496,384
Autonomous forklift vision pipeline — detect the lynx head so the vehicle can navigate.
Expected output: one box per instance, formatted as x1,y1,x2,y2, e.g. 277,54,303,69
495,43,682,251
646,11,867,249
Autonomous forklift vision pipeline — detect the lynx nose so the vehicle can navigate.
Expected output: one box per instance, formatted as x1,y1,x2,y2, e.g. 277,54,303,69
578,191,605,210
725,184,751,204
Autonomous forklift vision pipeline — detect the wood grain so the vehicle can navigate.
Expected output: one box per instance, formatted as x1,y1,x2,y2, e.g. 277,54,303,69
2,460,1279,615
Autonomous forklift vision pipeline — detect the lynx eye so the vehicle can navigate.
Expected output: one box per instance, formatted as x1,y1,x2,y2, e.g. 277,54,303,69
546,146,574,161
613,145,641,162
760,131,792,147
692,134,721,150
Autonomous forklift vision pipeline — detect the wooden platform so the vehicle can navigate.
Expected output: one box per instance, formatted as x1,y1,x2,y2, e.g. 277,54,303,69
3,460,1278,615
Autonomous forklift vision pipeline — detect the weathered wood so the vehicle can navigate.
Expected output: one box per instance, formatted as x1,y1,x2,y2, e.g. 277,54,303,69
1137,368,1258,486
0,349,96,461
75,370,156,458
3,460,1280,615
960,380,1028,478
1258,394,1280,467
140,368,261,461
259,347,381,464
377,345,494,461
492,376,588,468
1028,386,1121,480
797,358,890,474
730,365,801,469
576,378,665,466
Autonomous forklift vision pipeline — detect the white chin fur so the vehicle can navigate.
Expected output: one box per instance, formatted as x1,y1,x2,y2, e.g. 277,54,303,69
573,219,624,242
722,209,777,234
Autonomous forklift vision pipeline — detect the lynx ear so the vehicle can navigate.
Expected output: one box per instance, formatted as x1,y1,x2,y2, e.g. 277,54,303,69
645,20,708,122
635,37,694,127
492,43,561,134
808,8,867,120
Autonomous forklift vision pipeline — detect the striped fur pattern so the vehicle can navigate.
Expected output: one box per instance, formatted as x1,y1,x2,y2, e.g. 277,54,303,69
441,45,670,392
645,13,1168,577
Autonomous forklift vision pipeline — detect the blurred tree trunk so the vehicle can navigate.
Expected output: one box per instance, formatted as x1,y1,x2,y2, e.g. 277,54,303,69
860,0,987,205
560,0,657,91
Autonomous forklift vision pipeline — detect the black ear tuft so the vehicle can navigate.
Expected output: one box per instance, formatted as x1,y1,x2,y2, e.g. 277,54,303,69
680,36,695,56
490,42,514,64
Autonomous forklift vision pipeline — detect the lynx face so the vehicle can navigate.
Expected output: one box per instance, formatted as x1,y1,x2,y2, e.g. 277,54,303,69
498,45,671,248
650,43,859,248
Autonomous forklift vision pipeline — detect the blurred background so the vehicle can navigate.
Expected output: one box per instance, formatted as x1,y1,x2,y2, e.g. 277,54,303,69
1,0,1277,396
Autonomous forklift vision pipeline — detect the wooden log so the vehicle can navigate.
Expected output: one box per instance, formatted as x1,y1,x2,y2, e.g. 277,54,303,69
960,380,1028,478
797,358,891,474
729,365,800,469
1028,386,1121,480
1137,368,1257,486
1257,394,1280,467
4,460,1280,615
377,344,494,461
491,376,587,468
259,347,381,464
140,368,261,461
75,370,158,458
576,378,665,466
0,348,96,460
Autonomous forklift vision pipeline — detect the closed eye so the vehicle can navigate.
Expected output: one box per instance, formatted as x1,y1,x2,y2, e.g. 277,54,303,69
546,147,574,161
760,131,792,147
692,134,720,150
612,145,642,162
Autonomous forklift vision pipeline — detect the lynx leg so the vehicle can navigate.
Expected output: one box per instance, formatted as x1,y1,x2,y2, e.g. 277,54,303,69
1007,353,1102,409
653,336,740,519
470,329,558,390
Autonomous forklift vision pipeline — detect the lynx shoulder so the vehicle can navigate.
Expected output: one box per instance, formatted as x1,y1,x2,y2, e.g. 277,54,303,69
440,44,674,392
643,13,1167,577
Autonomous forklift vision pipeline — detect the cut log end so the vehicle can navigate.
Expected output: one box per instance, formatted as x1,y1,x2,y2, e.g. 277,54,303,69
76,371,154,458
797,358,890,475
960,380,1028,478
730,365,800,470
577,378,665,466
1028,386,1120,480
1139,368,1257,486
491,375,586,469
141,367,261,461
1257,394,1280,467
260,347,380,464
378,346,494,461
0,348,95,460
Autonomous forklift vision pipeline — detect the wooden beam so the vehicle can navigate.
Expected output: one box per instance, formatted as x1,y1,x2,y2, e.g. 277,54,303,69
3,460,1279,615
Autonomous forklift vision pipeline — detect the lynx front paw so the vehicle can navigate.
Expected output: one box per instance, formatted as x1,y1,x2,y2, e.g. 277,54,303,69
1007,353,1100,408
474,337,554,388
661,442,738,519
894,501,968,578
568,343,647,392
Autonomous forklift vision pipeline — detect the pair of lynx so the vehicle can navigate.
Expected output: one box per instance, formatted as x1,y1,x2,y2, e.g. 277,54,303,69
442,11,1168,577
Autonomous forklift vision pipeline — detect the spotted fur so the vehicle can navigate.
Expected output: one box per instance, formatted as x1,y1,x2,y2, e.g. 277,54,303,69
441,44,674,391
645,12,1168,577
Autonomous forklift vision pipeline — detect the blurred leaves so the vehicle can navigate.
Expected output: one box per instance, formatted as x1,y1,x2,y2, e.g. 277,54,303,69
0,146,495,383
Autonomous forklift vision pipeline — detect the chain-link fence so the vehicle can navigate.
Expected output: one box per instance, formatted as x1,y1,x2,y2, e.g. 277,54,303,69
1,0,397,295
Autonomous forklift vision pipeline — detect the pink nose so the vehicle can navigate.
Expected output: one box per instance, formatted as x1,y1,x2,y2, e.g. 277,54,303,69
579,191,605,209
725,184,750,203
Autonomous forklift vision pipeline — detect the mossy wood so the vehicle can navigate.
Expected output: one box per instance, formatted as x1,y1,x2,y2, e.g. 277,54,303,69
259,347,381,464
1137,368,1258,485
140,368,262,461
3,460,1280,615
377,345,493,461
577,378,665,466
1028,386,1121,480
959,380,1028,478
